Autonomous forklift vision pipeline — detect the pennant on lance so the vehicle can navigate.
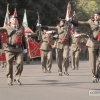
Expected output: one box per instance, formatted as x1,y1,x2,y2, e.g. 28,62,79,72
70,11,76,32
22,9,33,35
65,2,71,21
13,8,17,17
13,8,19,25
3,4,10,27
62,1,72,41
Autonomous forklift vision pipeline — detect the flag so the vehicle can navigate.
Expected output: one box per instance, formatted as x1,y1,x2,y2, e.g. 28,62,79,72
22,9,33,33
13,8,17,17
70,11,76,32
72,11,76,20
65,2,71,21
13,8,19,25
3,4,10,27
22,9,28,29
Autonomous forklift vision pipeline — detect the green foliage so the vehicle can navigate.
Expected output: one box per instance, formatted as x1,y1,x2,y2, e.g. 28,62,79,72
74,0,100,33
0,0,99,32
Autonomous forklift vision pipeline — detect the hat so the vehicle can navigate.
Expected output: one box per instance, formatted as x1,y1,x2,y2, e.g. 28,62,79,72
94,11,100,15
10,15,18,18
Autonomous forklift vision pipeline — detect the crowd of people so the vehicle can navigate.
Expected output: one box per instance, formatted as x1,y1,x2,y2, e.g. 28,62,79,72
0,6,100,85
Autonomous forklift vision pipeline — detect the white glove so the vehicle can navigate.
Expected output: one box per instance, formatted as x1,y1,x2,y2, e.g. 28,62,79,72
25,33,32,36
23,49,27,53
74,34,81,37
65,17,72,21
46,31,53,34
53,34,58,38
87,35,89,37
36,23,41,27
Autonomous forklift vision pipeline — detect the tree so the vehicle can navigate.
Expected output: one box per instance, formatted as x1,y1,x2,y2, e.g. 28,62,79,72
0,0,99,32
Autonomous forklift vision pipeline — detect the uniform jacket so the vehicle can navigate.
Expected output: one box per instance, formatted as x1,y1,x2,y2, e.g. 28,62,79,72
40,31,54,51
50,25,69,49
71,33,81,51
0,25,25,52
78,19,100,49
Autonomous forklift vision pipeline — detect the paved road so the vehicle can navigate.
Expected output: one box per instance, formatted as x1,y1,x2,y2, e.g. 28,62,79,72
0,60,100,100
